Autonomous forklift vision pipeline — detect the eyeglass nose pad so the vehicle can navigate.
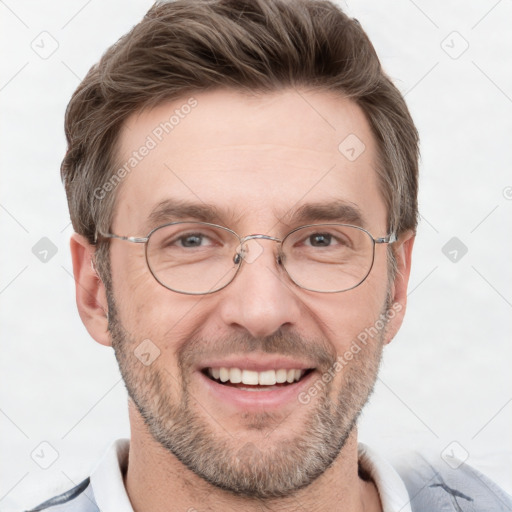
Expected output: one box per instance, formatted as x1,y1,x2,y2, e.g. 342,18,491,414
234,239,264,264
233,241,245,265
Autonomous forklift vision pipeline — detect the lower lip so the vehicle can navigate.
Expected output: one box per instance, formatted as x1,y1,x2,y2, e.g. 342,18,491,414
197,370,316,411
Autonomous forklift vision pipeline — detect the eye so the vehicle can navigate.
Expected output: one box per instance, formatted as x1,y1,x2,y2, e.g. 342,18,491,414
290,226,356,252
160,230,219,250
178,233,211,248
306,233,334,247
304,231,351,248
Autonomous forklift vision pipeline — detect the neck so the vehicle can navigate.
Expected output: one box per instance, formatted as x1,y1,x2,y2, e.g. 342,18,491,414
124,402,381,512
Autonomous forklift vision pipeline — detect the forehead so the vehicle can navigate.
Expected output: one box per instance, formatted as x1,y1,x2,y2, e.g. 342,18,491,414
113,88,386,233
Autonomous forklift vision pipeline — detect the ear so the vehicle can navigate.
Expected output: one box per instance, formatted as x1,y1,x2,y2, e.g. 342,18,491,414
383,230,415,345
70,233,111,347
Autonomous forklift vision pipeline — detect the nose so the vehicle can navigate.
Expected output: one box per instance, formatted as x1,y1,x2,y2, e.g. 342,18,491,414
217,239,302,338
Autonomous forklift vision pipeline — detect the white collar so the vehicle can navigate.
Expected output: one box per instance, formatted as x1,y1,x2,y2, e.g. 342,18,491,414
358,443,412,512
91,439,411,512
90,439,133,512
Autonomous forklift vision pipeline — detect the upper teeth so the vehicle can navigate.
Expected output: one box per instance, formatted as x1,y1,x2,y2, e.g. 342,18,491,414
208,368,304,385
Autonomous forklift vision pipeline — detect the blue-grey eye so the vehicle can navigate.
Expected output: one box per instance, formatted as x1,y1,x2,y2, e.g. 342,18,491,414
180,234,204,247
308,233,332,247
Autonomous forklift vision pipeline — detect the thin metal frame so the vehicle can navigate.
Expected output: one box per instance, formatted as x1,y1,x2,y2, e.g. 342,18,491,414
96,222,397,295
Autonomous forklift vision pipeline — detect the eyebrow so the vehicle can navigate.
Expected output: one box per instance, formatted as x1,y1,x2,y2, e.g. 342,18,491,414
143,199,228,232
282,200,366,228
142,198,367,233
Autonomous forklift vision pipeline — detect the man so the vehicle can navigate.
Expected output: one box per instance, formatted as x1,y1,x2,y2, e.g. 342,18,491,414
30,0,512,511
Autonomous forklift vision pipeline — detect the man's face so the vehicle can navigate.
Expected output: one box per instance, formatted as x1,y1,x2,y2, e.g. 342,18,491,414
106,89,403,498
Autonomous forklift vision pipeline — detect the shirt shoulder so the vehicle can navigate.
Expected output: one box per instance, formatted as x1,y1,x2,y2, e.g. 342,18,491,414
25,478,99,512
394,452,512,512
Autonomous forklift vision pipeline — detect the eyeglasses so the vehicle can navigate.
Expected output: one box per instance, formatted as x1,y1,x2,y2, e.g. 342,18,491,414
97,222,396,295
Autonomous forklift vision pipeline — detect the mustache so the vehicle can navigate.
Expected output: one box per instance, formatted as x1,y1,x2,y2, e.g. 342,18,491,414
177,328,337,372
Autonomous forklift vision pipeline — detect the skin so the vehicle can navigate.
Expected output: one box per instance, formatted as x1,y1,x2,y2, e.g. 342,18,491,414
71,89,414,512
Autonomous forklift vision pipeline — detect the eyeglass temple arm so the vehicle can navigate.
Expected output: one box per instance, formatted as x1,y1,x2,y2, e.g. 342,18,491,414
375,233,397,244
94,231,148,244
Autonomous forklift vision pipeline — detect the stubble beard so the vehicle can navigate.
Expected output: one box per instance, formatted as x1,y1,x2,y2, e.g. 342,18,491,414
107,292,386,500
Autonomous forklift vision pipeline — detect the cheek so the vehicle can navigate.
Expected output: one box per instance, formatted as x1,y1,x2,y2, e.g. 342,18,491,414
116,273,209,358
110,246,173,337
110,244,215,363
311,274,389,351
111,249,149,314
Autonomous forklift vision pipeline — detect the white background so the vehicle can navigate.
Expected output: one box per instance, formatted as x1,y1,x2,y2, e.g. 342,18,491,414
1,1,511,510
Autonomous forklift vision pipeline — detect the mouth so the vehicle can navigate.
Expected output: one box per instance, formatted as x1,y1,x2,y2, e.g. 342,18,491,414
196,354,319,410
201,367,315,391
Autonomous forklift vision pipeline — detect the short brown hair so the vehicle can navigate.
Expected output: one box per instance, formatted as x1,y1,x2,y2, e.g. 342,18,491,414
61,0,419,287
